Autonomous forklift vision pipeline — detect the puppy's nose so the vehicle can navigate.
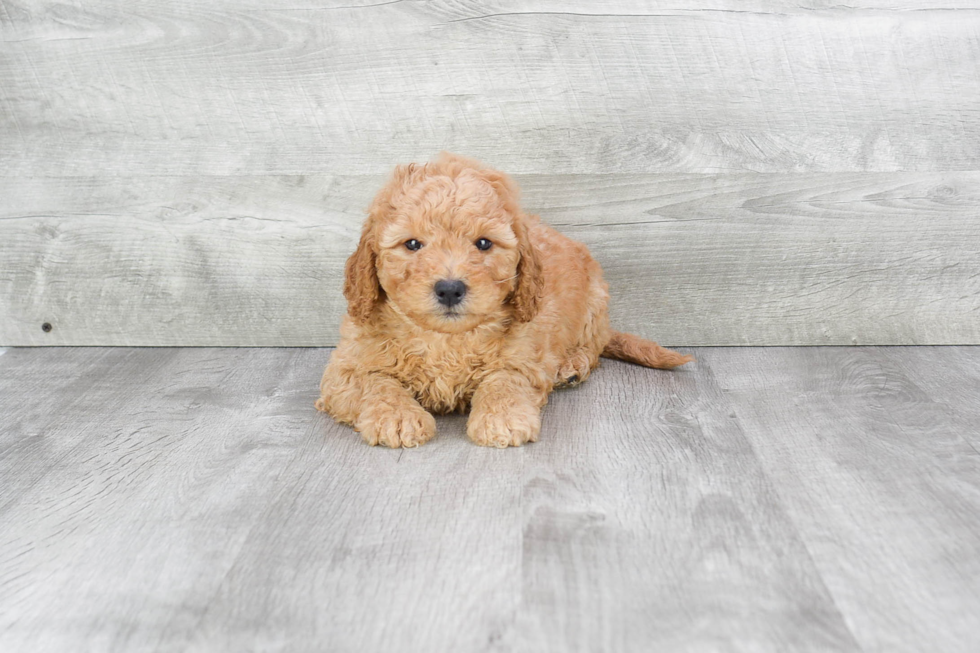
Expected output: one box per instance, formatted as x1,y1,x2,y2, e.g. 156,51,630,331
434,279,467,307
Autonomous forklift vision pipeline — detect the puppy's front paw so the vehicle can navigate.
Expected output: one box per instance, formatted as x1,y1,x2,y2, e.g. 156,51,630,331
357,407,436,448
467,403,541,448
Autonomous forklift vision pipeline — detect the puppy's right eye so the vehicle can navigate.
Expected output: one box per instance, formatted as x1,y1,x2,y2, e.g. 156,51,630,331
404,239,423,251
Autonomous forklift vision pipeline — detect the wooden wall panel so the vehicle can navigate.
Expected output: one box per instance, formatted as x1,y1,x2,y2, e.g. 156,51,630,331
2,1,978,175
1,1,978,345
2,172,977,346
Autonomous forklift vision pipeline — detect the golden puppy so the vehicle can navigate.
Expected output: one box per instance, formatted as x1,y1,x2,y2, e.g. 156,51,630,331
316,153,692,448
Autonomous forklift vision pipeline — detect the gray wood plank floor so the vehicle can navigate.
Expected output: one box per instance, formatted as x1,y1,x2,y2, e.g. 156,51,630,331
0,347,978,652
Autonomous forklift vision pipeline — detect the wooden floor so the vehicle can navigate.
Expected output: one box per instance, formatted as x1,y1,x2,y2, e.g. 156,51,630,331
1,347,978,652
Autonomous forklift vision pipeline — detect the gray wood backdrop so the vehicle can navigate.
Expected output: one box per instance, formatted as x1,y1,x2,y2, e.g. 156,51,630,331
2,0,978,346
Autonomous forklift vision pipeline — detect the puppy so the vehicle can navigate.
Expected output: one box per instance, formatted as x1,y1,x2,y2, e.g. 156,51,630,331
316,153,692,448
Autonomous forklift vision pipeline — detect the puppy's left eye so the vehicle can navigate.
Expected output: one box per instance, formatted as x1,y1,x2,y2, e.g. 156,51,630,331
475,238,493,251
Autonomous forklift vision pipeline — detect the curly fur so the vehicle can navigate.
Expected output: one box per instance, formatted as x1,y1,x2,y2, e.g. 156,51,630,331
316,152,692,448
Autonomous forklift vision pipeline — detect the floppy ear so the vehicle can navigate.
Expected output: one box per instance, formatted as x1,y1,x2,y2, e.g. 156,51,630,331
343,163,420,324
472,164,541,322
343,227,382,324
511,216,543,323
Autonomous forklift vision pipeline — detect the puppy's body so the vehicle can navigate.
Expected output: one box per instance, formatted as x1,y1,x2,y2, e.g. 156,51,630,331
317,154,691,448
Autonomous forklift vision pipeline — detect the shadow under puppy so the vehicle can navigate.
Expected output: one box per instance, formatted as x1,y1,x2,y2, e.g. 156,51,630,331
317,152,692,448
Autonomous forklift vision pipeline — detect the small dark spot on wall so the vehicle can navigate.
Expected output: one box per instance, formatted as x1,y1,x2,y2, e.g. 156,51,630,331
41,322,53,333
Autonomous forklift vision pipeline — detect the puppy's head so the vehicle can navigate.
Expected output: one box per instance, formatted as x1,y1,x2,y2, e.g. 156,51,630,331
344,152,542,332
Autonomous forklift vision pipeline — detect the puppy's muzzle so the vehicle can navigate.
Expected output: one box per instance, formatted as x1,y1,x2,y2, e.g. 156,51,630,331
434,279,467,308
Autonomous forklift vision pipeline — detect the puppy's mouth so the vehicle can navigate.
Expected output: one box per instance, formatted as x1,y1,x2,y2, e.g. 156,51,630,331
440,308,465,320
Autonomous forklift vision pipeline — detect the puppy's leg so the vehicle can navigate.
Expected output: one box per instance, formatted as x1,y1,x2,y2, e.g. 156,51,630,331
318,368,435,448
355,376,436,448
556,265,609,387
555,347,600,387
467,370,548,448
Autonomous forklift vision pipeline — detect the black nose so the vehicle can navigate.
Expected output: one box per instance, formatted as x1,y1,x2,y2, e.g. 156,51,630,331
434,279,467,307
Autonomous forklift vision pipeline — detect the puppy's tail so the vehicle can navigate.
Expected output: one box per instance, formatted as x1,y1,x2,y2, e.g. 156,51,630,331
601,331,694,369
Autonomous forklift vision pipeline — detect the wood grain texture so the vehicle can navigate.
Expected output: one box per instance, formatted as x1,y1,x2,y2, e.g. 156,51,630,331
514,353,858,651
0,175,357,347
876,346,980,451
2,172,978,346
701,347,980,653
3,1,979,345
0,347,525,652
3,346,980,650
1,1,978,176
